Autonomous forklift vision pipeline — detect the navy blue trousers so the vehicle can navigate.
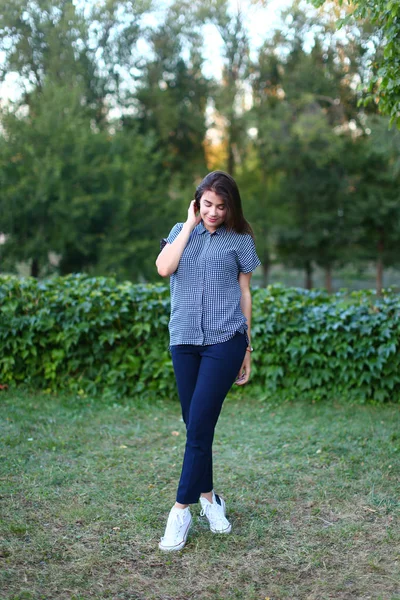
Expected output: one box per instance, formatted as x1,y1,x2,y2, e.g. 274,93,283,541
171,332,247,505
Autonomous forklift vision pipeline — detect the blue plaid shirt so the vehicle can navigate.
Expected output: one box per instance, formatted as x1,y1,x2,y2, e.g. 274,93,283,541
163,221,261,347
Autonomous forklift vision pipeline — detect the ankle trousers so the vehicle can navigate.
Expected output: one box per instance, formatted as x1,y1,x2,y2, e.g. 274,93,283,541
170,332,248,505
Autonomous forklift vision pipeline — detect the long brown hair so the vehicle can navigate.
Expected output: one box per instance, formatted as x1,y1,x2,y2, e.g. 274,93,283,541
194,171,254,237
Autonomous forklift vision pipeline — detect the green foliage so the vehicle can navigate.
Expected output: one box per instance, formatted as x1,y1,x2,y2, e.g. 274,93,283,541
0,80,175,280
244,6,400,290
134,20,210,182
245,15,359,288
0,274,174,400
1,275,399,403
252,284,400,403
0,0,151,106
310,0,400,126
0,0,206,279
1,0,399,289
347,115,400,267
0,82,108,276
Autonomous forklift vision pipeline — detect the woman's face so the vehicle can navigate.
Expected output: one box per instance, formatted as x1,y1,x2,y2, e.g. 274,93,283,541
200,190,227,232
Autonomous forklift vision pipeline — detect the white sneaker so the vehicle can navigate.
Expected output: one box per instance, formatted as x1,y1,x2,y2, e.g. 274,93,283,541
200,491,232,534
159,506,192,551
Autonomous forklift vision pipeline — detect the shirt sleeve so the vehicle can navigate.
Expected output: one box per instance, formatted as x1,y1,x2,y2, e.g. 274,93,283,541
160,222,184,251
237,234,261,274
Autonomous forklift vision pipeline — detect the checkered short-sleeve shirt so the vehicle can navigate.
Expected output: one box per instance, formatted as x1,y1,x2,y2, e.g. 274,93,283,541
163,221,261,347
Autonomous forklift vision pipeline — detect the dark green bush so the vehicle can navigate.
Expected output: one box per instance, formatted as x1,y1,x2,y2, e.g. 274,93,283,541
252,285,400,403
1,275,399,402
0,274,173,400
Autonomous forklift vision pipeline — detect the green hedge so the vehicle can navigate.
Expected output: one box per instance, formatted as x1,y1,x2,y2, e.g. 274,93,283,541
0,274,174,400
252,286,400,403
1,274,399,402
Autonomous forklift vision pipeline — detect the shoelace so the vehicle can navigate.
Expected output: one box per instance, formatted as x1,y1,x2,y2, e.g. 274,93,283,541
164,510,189,538
200,502,225,523
200,501,212,518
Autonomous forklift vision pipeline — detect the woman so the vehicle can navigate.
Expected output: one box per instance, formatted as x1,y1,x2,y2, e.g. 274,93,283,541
156,171,260,551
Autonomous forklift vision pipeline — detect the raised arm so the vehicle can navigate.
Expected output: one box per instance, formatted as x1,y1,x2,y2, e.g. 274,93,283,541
156,200,201,277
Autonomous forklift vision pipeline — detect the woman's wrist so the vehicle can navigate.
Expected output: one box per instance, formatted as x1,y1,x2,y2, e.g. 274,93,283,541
183,220,196,233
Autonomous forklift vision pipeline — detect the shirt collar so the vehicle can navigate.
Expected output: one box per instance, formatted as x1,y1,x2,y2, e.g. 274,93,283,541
195,221,227,236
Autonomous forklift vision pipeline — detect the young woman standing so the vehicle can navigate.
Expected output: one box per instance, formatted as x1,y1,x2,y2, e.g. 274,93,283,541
156,171,260,551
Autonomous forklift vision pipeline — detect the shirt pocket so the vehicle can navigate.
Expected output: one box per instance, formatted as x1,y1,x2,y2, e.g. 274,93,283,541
205,248,239,283
178,241,203,269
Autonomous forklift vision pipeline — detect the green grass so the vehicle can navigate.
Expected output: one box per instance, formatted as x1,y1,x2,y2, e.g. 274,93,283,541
1,389,399,600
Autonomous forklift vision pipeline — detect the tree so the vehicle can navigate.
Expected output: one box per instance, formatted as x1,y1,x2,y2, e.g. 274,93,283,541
0,82,109,276
0,0,170,280
92,126,175,282
247,6,359,290
0,78,175,280
0,0,152,115
0,0,102,120
237,37,285,287
346,115,400,293
197,0,250,175
310,0,400,126
134,7,210,185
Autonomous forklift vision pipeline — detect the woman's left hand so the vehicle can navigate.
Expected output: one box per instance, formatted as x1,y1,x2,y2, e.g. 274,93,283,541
235,351,251,385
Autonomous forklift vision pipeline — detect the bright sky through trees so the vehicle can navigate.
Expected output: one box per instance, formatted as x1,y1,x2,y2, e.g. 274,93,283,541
200,0,293,78
0,0,292,104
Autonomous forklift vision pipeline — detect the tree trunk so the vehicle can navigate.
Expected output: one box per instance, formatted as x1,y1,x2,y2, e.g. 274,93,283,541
262,262,269,287
325,265,333,293
305,261,313,290
376,231,384,296
31,258,39,278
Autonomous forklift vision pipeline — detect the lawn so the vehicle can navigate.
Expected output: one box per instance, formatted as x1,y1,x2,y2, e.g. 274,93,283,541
1,389,399,600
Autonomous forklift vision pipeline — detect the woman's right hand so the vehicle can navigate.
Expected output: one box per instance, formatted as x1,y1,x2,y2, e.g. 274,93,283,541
186,199,202,229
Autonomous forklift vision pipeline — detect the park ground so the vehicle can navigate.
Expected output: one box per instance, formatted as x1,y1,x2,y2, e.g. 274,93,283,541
1,389,399,600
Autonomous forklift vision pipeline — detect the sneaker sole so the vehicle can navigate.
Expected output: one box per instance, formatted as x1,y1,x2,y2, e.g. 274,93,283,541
158,518,192,551
210,522,232,534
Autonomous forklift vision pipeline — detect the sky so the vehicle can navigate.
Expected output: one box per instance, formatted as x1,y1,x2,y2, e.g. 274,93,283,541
0,0,293,105
138,0,293,79
202,0,293,78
